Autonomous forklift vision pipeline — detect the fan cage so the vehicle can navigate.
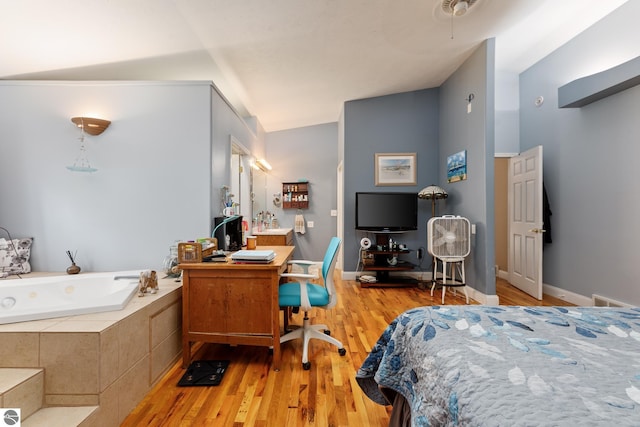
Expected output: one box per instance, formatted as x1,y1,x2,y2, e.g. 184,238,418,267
427,216,471,258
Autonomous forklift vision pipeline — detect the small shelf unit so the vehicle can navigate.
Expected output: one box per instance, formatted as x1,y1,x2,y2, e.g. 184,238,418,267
359,233,417,287
282,181,309,209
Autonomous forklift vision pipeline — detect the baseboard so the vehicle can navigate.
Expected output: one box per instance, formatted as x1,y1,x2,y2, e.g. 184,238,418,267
499,270,591,306
542,283,591,306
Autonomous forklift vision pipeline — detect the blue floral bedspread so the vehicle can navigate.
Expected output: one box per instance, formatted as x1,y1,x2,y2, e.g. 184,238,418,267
356,305,640,426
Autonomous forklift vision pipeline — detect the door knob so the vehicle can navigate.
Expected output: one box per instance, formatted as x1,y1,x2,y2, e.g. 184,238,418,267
528,228,547,233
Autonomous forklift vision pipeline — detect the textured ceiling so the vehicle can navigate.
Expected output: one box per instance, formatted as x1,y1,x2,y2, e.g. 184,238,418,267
0,0,627,131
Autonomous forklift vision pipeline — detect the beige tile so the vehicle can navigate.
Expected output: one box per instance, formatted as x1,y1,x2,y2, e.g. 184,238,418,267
84,377,121,427
0,368,41,393
0,333,39,367
151,329,181,383
40,332,99,395
1,369,43,419
45,393,98,406
150,300,181,348
99,325,119,391
41,320,114,333
117,355,150,422
22,406,98,427
118,310,149,372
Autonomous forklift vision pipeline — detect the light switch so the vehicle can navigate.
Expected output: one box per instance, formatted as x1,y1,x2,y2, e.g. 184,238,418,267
330,210,337,217
471,223,476,234
307,221,314,228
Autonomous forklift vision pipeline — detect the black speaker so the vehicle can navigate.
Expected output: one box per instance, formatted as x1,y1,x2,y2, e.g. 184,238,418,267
213,216,243,251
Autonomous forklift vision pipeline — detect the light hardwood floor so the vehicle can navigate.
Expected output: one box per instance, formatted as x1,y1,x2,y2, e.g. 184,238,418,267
121,276,572,426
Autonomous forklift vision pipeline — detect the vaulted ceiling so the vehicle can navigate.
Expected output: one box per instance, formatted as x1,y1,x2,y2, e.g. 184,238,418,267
1,0,627,131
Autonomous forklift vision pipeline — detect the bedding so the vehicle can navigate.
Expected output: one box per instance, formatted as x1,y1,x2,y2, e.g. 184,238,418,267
356,305,640,426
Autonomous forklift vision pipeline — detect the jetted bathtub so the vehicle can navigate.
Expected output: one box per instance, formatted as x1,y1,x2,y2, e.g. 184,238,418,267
0,271,142,324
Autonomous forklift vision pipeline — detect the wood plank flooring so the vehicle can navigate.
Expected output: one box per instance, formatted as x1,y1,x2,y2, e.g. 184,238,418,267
121,276,573,426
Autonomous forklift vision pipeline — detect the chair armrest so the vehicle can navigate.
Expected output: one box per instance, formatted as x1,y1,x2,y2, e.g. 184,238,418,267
287,260,321,276
280,272,317,280
288,260,316,266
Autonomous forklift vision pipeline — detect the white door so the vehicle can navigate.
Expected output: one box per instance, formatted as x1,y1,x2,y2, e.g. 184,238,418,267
508,146,544,300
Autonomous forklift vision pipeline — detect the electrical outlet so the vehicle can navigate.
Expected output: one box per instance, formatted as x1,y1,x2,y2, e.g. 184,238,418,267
330,210,337,217
307,221,314,228
417,248,424,260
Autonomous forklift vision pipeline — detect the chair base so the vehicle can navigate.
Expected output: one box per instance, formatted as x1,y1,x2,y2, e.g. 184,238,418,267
280,312,346,369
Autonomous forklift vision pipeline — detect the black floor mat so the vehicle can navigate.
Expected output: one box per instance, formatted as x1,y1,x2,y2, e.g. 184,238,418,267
177,360,230,386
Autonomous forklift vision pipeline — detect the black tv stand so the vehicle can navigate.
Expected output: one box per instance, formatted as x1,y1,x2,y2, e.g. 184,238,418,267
359,233,417,288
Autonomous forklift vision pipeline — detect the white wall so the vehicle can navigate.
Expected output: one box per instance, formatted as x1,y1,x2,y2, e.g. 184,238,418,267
0,81,214,272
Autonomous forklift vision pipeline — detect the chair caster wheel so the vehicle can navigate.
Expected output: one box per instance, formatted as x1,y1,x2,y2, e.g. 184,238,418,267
324,330,331,336
338,348,346,356
302,362,311,370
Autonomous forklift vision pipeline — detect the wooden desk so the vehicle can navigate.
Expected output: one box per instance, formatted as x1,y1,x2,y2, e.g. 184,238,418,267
179,245,294,371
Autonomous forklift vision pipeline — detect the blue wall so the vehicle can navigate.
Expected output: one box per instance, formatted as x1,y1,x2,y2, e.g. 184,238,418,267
519,1,640,304
438,39,496,297
265,123,339,261
343,89,440,276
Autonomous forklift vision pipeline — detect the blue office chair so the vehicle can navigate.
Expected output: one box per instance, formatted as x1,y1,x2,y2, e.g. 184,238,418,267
279,236,346,370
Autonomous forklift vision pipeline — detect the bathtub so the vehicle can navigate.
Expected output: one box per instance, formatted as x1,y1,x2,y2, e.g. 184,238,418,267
0,271,142,324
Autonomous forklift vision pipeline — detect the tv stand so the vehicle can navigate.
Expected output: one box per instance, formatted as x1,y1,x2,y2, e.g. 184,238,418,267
359,233,417,288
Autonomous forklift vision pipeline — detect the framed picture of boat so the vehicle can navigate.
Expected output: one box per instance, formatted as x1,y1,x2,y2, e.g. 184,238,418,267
374,153,417,186
447,150,467,183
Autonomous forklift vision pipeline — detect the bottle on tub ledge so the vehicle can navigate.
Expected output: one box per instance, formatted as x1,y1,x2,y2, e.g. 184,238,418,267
66,250,81,274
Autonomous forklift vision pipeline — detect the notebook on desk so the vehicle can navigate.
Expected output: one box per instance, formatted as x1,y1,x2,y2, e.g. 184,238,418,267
230,250,276,263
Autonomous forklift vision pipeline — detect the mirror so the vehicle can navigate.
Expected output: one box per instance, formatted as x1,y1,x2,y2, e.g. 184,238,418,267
230,136,270,231
230,137,252,224
252,167,268,219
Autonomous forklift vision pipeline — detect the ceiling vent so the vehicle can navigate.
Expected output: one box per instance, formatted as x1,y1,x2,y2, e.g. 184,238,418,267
442,0,478,16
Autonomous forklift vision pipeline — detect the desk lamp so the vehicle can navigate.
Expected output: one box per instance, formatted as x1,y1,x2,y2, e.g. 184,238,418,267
418,185,448,217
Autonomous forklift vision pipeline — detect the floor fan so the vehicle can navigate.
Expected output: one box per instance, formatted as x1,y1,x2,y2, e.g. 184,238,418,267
427,215,470,303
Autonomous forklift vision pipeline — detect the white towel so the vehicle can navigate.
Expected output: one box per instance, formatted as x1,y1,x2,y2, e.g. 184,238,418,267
295,214,306,234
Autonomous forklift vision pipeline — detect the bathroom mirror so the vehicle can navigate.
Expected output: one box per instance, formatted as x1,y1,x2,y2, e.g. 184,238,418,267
252,167,268,219
230,137,252,224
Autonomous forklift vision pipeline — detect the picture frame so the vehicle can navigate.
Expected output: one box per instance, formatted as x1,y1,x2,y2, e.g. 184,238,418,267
447,150,467,183
374,152,417,186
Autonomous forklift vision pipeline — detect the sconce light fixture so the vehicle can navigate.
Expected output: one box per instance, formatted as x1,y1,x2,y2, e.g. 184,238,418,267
66,116,110,173
255,158,272,172
71,117,111,136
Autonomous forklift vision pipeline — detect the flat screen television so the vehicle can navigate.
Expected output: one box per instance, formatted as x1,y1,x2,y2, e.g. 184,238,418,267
355,192,418,232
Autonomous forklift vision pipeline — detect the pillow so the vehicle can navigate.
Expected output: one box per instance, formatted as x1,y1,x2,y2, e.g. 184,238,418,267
0,237,33,276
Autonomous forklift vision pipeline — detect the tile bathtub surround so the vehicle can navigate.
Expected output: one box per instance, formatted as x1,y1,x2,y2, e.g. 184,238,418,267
0,275,182,426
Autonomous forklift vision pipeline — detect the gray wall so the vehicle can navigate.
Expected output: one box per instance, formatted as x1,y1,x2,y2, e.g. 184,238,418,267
265,123,338,261
343,89,440,275
0,81,263,273
519,1,640,305
438,39,496,296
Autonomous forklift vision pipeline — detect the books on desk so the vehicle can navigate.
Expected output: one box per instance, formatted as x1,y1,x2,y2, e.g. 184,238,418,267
230,250,276,264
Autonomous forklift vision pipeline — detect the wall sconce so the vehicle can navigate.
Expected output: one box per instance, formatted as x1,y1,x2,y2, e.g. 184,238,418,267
71,117,111,136
66,116,110,173
255,158,272,172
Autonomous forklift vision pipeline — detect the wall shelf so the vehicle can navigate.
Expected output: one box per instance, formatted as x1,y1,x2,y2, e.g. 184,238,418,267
282,181,309,209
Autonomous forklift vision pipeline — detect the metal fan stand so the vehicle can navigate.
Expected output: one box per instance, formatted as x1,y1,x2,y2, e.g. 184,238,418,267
427,215,470,304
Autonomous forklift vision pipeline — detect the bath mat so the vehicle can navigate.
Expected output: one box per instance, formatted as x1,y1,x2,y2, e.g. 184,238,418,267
177,360,230,387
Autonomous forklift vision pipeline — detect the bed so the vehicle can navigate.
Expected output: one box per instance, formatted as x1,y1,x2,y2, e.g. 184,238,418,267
356,305,640,426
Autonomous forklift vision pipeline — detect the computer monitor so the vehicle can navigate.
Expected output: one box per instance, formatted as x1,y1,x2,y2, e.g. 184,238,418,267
213,216,243,251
